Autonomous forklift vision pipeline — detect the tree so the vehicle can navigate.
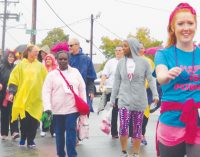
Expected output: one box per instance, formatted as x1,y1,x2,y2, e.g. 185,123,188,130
99,37,123,59
128,27,162,49
41,28,69,48
99,27,163,60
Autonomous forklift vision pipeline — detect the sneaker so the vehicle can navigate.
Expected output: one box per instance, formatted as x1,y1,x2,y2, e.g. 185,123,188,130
40,131,46,137
1,135,8,140
129,154,139,157
112,135,119,139
19,139,26,146
52,133,56,137
12,132,20,140
120,152,128,157
27,141,36,148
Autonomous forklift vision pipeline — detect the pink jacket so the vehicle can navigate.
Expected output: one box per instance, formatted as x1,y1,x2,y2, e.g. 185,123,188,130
42,66,86,115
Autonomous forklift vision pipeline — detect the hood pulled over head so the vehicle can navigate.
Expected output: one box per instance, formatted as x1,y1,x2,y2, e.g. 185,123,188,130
127,38,141,58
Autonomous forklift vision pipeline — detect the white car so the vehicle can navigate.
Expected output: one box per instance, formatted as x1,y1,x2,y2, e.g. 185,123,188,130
94,78,101,95
94,71,102,95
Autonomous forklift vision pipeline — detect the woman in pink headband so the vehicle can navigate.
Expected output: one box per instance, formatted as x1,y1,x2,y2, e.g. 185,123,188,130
154,3,200,157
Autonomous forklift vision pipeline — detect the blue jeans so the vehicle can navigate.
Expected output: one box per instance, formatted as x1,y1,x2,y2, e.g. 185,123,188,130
87,94,93,112
53,112,79,157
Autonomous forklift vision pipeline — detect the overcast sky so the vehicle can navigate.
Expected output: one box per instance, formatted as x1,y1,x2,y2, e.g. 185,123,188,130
1,0,200,63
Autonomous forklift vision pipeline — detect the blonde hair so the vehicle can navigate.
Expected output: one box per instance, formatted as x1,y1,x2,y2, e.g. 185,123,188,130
23,45,39,58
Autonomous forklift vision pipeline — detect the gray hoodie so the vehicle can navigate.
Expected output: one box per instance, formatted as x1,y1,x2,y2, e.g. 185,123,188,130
110,38,159,111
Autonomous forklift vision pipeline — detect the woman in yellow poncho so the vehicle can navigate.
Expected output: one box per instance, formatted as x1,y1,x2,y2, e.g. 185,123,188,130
8,45,47,148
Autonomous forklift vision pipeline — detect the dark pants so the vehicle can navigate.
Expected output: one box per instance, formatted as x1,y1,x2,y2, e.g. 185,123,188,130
158,142,186,157
87,92,93,112
20,111,38,145
142,116,148,136
1,102,19,136
158,142,200,157
53,112,79,157
106,93,118,136
42,120,55,136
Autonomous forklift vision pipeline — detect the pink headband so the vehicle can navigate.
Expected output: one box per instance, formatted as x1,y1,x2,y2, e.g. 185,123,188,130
169,3,196,24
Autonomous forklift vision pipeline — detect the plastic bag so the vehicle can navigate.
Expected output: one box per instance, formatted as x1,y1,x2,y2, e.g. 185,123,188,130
77,115,89,141
41,111,53,129
97,88,112,114
97,92,107,114
100,106,112,135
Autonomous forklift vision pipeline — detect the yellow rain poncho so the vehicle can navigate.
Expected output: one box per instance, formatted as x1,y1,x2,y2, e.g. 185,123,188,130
8,58,47,122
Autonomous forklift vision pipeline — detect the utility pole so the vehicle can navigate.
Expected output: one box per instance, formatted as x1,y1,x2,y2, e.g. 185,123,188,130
89,13,101,61
1,0,7,56
90,14,94,61
31,0,37,44
0,0,19,57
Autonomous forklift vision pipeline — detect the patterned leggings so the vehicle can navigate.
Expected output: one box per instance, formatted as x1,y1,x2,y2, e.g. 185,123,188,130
119,107,143,139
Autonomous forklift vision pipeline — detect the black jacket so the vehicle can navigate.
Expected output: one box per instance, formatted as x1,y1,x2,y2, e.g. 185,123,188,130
0,53,15,106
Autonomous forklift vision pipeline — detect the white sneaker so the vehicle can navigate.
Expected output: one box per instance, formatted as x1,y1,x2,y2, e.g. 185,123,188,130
12,132,20,140
40,131,46,137
131,154,139,157
1,135,8,140
120,153,128,157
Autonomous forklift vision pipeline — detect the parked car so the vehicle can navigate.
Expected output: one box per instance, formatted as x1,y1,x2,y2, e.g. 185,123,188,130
94,78,101,96
94,71,102,96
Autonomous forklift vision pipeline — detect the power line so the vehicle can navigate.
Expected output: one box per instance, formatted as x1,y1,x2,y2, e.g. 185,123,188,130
92,42,105,57
0,18,20,45
115,0,169,12
43,0,89,42
116,0,200,18
5,30,21,44
36,17,90,31
0,0,20,55
0,17,90,31
94,19,122,39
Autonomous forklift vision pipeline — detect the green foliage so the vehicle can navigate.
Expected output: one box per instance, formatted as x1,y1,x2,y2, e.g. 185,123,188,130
41,28,69,48
127,27,163,49
99,37,123,59
99,27,163,66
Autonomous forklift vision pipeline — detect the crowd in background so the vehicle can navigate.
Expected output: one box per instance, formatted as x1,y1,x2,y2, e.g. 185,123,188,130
0,2,200,157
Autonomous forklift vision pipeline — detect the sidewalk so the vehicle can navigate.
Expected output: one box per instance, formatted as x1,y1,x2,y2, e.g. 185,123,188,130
0,97,159,157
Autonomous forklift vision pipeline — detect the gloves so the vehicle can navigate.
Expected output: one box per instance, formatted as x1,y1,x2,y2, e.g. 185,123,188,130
41,110,52,129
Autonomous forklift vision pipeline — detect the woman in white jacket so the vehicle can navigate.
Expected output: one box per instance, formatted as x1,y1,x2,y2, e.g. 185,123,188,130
42,51,86,157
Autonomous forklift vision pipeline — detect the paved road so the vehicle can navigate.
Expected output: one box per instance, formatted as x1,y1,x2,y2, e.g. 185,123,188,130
0,97,160,157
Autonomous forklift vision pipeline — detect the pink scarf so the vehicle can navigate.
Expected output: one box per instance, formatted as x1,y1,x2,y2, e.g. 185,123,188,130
156,99,200,157
161,99,200,143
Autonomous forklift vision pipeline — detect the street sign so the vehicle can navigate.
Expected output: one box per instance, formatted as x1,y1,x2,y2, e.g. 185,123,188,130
26,29,37,35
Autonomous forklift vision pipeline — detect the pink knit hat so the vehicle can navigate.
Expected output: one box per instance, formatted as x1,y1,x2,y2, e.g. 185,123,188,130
51,42,69,54
169,3,196,25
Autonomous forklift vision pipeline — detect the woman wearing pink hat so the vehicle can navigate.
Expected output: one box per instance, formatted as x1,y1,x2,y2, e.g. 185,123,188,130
155,3,200,157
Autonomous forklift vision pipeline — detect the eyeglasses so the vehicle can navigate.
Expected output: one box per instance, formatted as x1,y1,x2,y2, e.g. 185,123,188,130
69,44,77,47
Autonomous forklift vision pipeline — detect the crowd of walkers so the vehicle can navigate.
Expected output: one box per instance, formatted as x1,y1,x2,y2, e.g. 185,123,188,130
0,2,200,157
